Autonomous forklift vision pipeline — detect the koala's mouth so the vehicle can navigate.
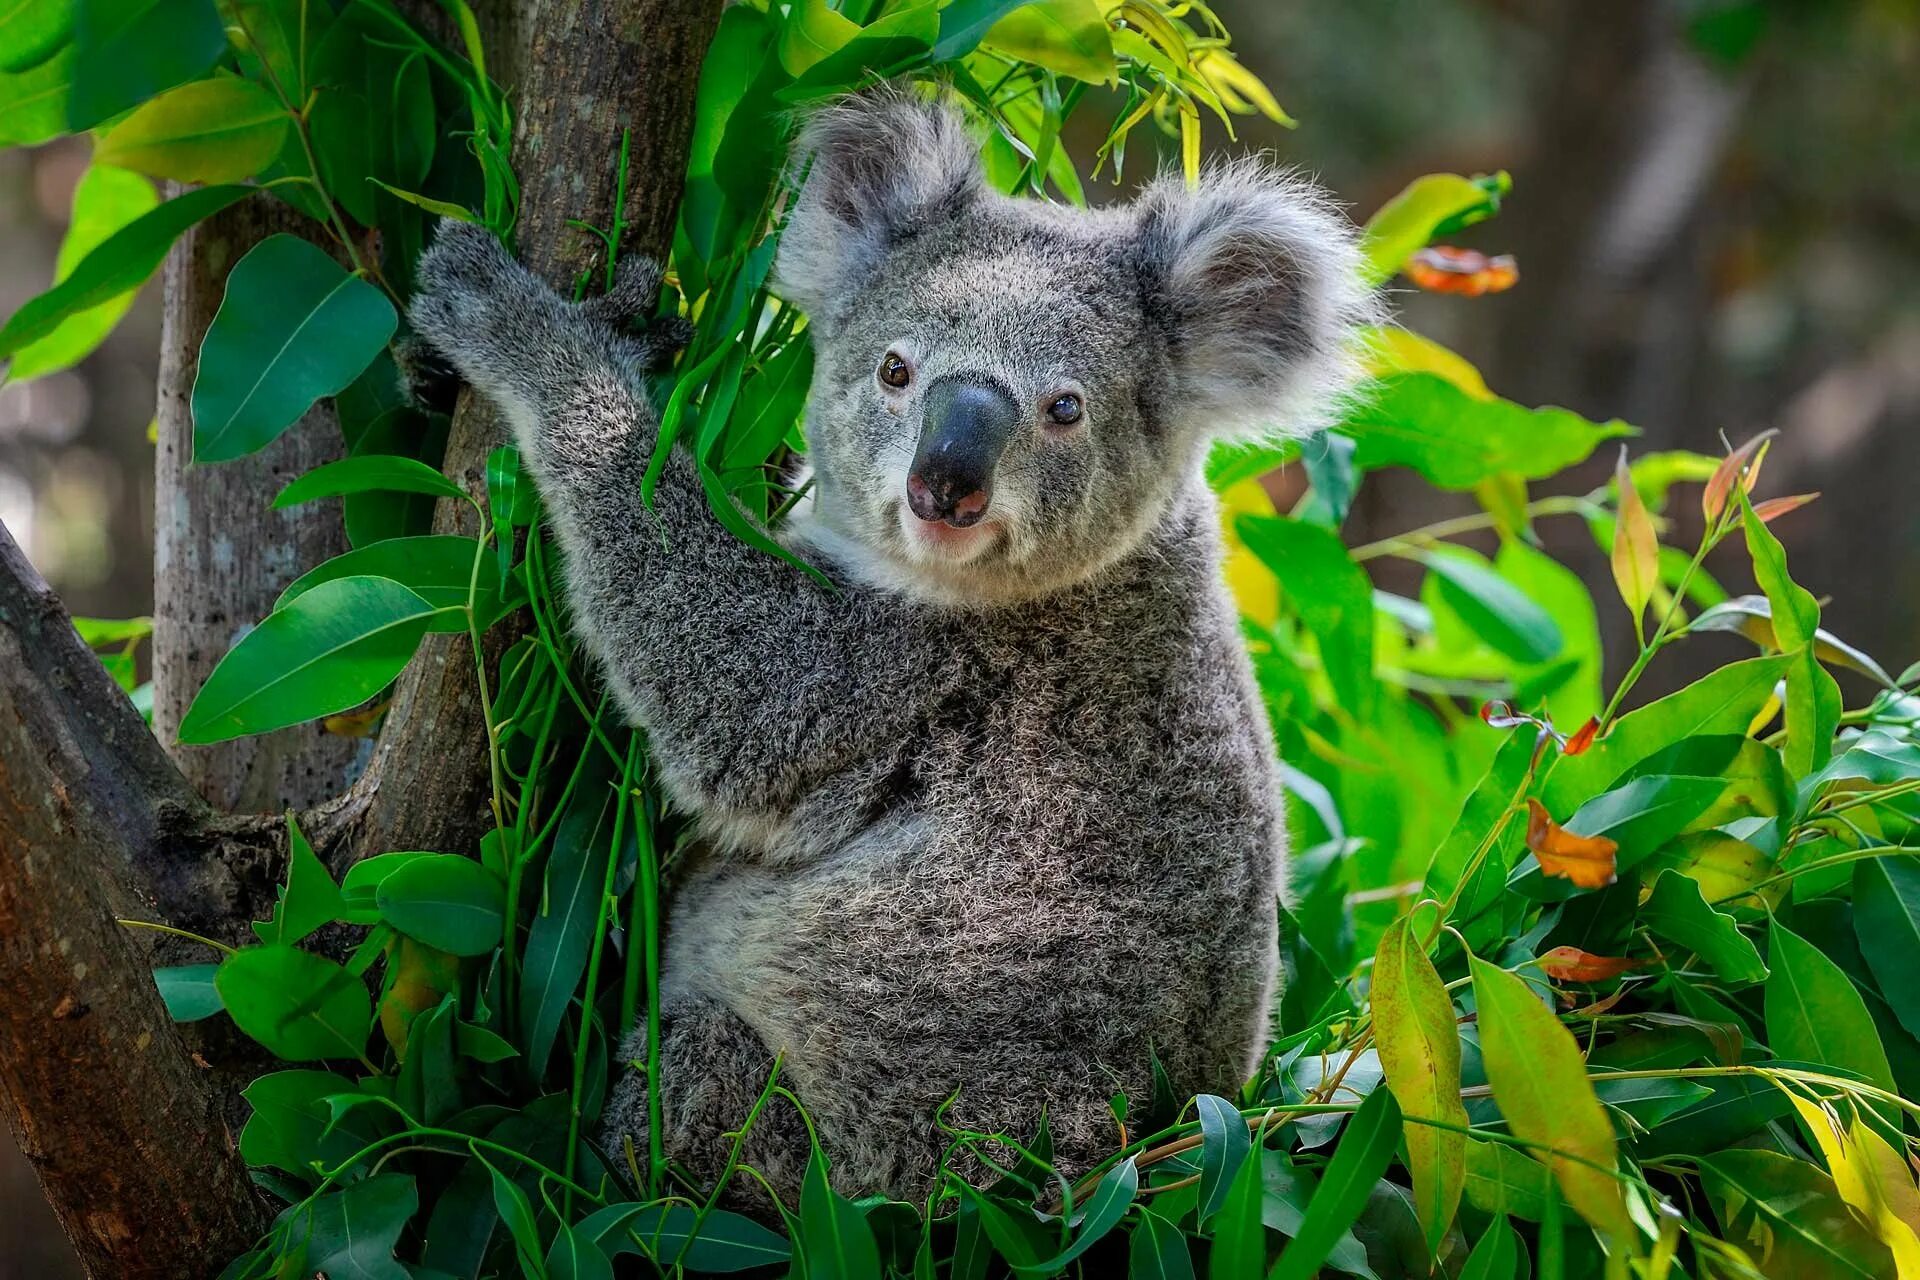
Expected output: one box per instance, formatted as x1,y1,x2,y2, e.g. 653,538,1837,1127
894,500,1004,566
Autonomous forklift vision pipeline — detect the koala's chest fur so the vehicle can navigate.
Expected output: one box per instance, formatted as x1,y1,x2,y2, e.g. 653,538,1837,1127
657,540,1287,1125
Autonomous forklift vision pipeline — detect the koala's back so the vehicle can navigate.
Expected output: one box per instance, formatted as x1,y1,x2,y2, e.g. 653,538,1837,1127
662,485,1284,1196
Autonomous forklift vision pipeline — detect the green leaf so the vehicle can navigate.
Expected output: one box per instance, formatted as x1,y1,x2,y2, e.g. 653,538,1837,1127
1742,492,1841,774
153,962,223,1021
1854,857,1920,1042
177,575,438,743
800,1145,882,1280
300,1173,416,1280
482,1153,547,1279
1458,1217,1521,1280
1371,916,1467,1255
582,1202,792,1270
1237,515,1376,716
306,4,435,227
545,1223,614,1280
5,161,157,382
1195,1093,1252,1227
1690,594,1898,687
1700,1149,1895,1280
1640,870,1767,984
224,0,328,102
0,183,251,359
1206,1142,1268,1280
1541,654,1793,812
0,43,76,146
520,781,616,1078
1337,373,1633,491
1765,919,1895,1093
94,75,287,182
215,944,371,1061
253,813,343,946
1421,548,1562,664
275,536,499,635
192,234,397,462
239,1069,381,1181
1269,1089,1402,1280
376,854,506,957
1129,1209,1195,1280
0,0,73,75
931,0,1028,61
274,455,467,509
66,0,224,130
777,0,859,76
979,0,1115,84
1358,172,1508,284
1469,955,1629,1236
1020,1158,1136,1274
1258,1159,1376,1278
1462,1139,1555,1222
1497,539,1603,726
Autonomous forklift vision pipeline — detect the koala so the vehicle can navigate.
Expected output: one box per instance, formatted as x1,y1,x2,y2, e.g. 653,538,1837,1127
406,86,1374,1207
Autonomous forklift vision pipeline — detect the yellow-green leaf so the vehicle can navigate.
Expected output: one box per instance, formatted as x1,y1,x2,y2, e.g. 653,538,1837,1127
980,0,1115,84
95,75,287,182
1610,446,1658,627
1469,955,1629,1237
1372,916,1467,1256
5,160,157,382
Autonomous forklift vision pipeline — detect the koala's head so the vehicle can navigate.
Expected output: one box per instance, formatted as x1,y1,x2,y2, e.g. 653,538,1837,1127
776,87,1375,607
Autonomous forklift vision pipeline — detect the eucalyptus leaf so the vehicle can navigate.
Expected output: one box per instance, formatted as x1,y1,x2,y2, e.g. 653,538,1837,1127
192,234,397,462
177,575,439,743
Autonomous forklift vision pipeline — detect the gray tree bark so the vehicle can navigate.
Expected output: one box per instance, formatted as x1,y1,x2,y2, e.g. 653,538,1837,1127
153,202,362,815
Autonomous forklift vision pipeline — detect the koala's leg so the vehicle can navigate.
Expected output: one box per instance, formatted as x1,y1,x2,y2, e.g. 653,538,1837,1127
408,222,955,832
602,999,811,1210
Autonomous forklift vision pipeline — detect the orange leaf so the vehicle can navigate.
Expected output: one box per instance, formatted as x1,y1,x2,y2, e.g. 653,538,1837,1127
1538,946,1640,982
1524,798,1618,889
1702,431,1776,523
1564,717,1600,756
1752,492,1820,523
1403,246,1519,297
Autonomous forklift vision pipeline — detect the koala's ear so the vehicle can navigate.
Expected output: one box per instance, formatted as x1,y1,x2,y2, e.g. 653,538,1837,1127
1134,163,1378,442
775,86,983,326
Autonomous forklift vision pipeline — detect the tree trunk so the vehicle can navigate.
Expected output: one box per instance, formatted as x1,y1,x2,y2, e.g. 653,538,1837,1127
0,1,722,1273
0,525,265,1278
153,201,362,815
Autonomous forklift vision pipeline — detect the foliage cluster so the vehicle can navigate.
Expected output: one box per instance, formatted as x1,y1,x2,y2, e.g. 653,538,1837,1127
5,1,1920,1279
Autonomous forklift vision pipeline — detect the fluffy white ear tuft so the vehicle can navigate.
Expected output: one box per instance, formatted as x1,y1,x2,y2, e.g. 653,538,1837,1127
1134,162,1380,443
775,85,984,329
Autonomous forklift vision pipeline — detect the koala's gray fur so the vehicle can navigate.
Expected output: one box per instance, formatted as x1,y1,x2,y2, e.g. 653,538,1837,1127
407,86,1374,1206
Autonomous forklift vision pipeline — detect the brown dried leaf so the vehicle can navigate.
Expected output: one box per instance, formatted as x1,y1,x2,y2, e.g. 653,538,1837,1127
1524,798,1619,889
1538,946,1641,982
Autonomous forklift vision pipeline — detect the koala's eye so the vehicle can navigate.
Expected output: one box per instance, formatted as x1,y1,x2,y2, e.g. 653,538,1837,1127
1046,393,1084,427
878,352,912,389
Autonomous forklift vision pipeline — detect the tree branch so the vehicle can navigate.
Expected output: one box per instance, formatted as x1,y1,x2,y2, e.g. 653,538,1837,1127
0,520,267,1277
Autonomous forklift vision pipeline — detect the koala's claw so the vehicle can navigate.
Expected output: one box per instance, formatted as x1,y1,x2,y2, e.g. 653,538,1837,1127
392,333,463,415
580,254,667,329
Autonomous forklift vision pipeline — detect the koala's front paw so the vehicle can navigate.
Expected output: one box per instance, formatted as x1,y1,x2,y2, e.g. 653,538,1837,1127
408,220,554,369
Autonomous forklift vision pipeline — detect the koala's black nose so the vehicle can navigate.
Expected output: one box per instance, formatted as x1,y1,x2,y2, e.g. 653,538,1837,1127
907,375,1018,527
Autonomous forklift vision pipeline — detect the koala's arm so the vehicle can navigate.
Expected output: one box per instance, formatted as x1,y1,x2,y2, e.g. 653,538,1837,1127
407,224,951,825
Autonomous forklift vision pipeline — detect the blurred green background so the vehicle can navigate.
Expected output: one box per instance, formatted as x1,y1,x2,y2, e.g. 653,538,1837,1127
1,0,1916,1273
